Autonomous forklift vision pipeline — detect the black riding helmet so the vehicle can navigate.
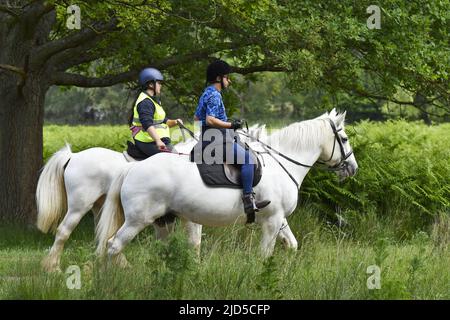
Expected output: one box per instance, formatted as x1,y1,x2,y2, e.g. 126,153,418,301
206,59,232,89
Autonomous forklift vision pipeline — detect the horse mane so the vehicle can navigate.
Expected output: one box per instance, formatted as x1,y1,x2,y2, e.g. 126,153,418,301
253,111,331,153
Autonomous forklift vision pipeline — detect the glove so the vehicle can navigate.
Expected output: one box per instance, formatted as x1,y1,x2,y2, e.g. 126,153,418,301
230,118,243,130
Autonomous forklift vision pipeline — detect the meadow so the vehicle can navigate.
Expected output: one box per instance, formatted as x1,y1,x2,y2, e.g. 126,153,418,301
0,120,449,299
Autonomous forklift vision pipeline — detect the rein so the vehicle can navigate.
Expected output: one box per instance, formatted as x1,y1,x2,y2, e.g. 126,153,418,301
177,121,198,141
158,122,198,156
238,119,353,188
238,130,314,168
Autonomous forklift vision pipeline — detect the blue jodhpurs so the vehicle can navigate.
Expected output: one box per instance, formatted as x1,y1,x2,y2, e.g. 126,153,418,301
232,143,254,194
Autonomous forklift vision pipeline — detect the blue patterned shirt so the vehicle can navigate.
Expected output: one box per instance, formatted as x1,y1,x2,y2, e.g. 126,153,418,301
194,86,228,126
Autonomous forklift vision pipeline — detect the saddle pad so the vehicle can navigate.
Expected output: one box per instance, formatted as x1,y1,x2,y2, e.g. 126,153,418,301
196,163,239,188
126,141,147,161
195,158,262,188
190,139,263,188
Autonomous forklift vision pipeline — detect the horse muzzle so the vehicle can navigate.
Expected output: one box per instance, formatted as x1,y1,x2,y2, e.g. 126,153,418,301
337,161,358,181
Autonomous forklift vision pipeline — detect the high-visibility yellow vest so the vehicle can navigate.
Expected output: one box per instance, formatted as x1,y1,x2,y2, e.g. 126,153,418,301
132,92,170,143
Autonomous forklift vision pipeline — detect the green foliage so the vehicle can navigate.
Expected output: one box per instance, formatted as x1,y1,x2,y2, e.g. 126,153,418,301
255,255,283,299
149,232,198,299
300,120,450,238
47,0,449,118
43,125,130,161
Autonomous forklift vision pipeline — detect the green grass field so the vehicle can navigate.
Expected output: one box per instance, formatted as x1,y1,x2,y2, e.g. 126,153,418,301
1,120,449,299
0,207,449,299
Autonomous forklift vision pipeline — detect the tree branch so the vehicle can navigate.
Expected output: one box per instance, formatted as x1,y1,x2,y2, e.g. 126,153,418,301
48,36,109,71
51,70,136,87
0,64,26,78
0,4,21,17
348,87,417,106
346,87,448,117
51,59,287,88
48,18,254,72
31,18,118,68
22,0,55,29
231,64,285,75
50,41,258,86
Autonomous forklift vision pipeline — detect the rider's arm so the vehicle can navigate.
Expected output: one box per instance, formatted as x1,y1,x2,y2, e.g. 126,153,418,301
205,92,232,129
147,125,166,149
206,115,232,129
146,126,162,142
166,119,183,128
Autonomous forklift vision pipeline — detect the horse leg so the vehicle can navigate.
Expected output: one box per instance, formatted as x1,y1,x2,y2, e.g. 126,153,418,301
91,195,105,228
92,195,131,268
153,222,175,241
153,219,202,257
106,200,168,267
42,205,93,273
42,185,103,273
259,214,284,258
277,218,298,250
106,220,149,268
182,220,203,256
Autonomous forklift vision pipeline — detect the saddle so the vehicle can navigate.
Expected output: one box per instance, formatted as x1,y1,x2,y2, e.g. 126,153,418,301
189,141,263,188
123,140,147,162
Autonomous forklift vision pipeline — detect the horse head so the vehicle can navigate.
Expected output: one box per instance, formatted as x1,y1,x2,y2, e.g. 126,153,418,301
319,109,358,180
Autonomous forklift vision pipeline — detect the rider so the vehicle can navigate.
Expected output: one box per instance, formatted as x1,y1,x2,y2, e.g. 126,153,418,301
194,59,270,223
128,67,183,157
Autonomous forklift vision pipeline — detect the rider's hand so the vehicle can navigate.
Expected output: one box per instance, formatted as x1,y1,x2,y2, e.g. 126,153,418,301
176,119,184,126
230,119,243,130
156,139,166,150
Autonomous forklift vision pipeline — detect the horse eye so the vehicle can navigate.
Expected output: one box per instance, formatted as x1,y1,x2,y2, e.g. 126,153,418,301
342,137,348,143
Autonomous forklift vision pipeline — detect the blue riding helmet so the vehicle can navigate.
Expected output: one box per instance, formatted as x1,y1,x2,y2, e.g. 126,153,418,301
138,68,164,87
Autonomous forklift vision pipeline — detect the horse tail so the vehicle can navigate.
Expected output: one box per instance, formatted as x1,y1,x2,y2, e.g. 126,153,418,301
95,163,133,256
36,144,72,234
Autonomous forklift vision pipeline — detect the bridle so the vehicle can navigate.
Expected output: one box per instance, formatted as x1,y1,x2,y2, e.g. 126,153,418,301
316,118,354,172
238,118,353,188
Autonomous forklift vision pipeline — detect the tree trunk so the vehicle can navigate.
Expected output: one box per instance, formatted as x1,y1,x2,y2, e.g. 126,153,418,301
0,72,46,225
0,7,52,225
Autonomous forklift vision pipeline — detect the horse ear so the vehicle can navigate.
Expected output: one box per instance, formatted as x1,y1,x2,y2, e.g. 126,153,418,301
330,108,337,117
335,110,347,126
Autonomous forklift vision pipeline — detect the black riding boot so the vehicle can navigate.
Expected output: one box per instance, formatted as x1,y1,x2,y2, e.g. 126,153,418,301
242,193,271,224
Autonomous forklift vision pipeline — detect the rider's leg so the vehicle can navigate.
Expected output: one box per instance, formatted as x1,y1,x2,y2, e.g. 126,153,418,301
135,138,172,157
233,143,270,223
233,143,254,194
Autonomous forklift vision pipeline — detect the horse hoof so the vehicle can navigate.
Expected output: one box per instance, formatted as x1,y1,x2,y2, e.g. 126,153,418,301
114,253,131,269
42,258,62,273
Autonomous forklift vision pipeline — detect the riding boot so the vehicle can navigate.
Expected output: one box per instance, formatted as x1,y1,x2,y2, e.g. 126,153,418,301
242,192,271,224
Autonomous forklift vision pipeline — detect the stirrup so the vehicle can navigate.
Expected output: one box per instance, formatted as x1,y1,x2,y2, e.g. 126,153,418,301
242,193,270,224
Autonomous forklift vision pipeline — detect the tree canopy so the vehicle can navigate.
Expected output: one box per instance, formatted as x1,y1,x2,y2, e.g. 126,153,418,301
0,0,449,224
3,0,447,110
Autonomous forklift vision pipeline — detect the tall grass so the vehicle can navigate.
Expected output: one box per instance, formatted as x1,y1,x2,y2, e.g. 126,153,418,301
1,209,448,299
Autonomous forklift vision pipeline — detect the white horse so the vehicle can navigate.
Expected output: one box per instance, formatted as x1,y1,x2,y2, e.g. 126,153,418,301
36,125,272,272
96,110,358,262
